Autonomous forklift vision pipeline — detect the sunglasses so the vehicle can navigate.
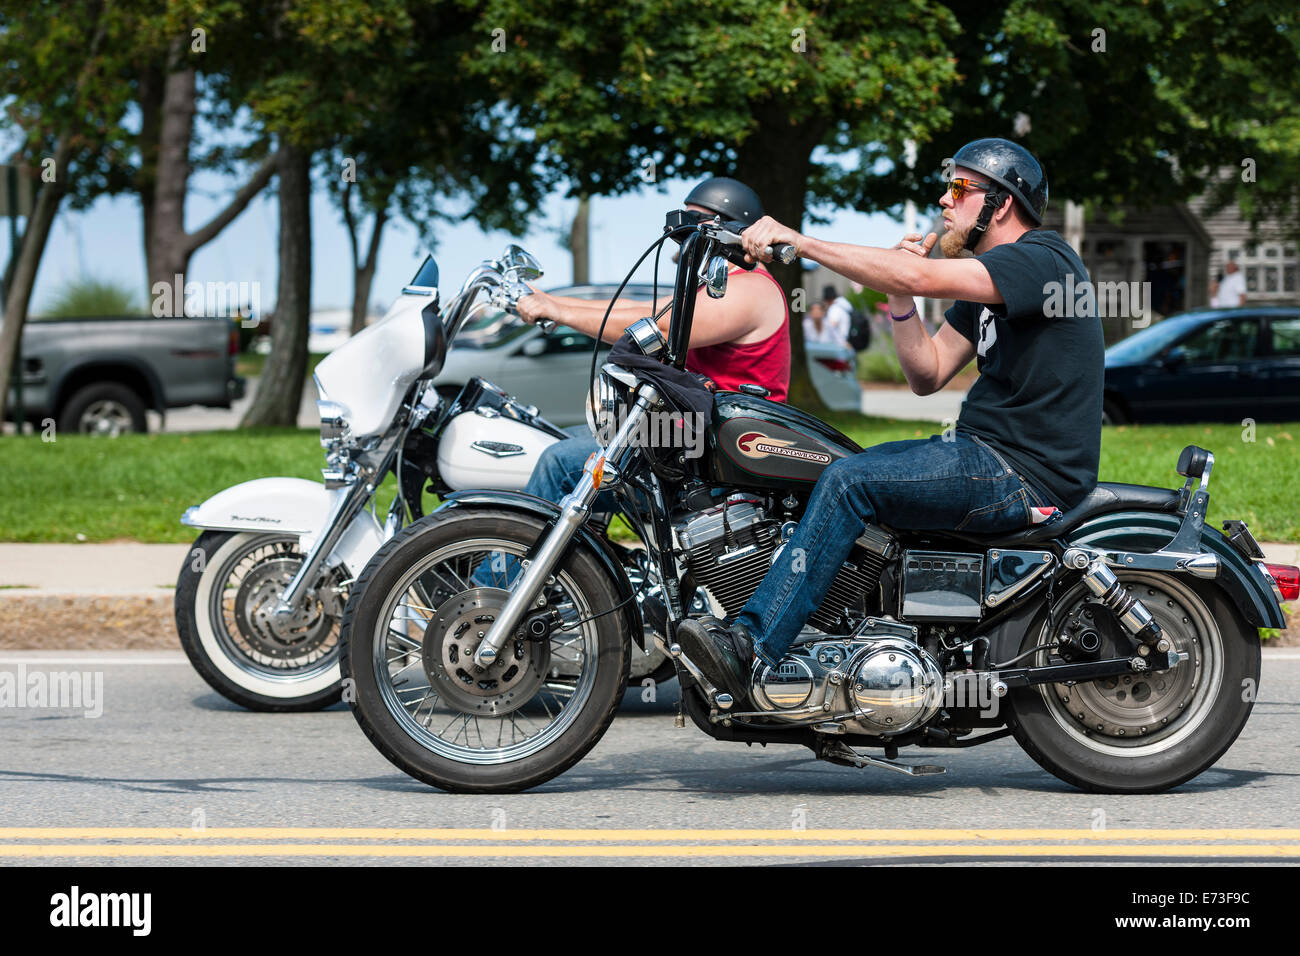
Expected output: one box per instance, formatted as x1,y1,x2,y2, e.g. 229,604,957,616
947,177,992,201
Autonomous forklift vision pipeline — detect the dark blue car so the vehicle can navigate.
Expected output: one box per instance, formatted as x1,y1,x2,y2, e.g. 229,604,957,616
1103,307,1300,423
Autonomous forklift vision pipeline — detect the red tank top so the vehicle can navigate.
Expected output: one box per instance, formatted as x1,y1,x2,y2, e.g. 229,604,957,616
685,266,791,402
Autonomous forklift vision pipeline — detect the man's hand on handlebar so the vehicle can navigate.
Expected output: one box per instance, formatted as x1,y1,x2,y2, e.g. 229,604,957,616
515,285,554,326
741,215,804,265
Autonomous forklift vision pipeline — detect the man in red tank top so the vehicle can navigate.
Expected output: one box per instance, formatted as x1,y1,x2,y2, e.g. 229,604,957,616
497,179,790,521
517,178,790,400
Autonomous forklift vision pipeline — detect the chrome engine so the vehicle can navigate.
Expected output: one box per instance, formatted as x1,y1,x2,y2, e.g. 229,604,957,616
674,496,893,633
747,618,945,736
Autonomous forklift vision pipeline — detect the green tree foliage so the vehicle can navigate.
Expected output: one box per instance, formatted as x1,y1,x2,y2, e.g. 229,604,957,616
469,0,961,409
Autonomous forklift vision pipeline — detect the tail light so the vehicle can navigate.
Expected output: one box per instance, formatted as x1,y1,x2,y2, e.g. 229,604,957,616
229,326,240,357
1263,564,1299,603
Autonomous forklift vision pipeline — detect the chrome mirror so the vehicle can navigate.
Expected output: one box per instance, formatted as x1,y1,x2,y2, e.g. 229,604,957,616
702,255,729,299
502,244,543,281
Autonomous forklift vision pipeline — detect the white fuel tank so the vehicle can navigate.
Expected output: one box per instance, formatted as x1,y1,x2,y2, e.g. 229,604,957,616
436,412,562,491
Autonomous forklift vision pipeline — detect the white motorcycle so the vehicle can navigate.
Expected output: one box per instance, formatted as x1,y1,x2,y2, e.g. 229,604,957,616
175,246,672,711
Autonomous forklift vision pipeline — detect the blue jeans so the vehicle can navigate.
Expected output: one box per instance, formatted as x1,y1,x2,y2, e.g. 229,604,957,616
469,431,616,587
736,432,1054,668
521,433,620,516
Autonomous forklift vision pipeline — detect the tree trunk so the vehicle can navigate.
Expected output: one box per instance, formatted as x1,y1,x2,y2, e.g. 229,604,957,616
147,55,197,300
143,42,279,309
344,182,389,336
734,111,826,414
137,63,164,287
241,143,312,428
0,139,72,428
570,194,590,285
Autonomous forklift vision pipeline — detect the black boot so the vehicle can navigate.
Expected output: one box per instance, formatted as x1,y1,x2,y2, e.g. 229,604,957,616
674,616,755,702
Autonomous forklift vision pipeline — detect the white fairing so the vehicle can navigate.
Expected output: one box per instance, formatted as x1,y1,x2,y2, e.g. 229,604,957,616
181,477,385,574
313,292,432,438
437,412,560,490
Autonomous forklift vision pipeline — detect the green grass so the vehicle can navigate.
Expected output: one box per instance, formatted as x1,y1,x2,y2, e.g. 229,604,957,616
235,351,331,379
822,413,1300,543
1,418,1297,543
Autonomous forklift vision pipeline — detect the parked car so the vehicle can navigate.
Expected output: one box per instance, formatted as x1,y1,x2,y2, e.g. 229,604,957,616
6,316,246,435
431,283,861,425
1103,306,1300,423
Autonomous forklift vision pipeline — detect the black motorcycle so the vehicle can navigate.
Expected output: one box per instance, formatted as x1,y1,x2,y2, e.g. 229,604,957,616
339,211,1294,794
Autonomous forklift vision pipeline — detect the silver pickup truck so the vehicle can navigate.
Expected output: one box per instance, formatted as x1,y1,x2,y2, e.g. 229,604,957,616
7,317,246,435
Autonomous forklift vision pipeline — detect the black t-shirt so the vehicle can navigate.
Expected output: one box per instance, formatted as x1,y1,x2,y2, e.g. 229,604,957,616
945,230,1103,510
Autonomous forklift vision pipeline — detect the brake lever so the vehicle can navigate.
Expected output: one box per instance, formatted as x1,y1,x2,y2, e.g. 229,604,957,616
711,225,797,265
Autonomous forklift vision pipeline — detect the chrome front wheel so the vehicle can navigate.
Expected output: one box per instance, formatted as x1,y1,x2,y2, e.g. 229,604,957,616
342,509,629,793
175,531,345,711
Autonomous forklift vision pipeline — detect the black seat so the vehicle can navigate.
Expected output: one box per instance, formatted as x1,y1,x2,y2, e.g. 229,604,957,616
952,482,1182,546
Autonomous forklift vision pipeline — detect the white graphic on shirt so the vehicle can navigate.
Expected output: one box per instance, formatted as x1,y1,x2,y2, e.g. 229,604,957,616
976,307,997,358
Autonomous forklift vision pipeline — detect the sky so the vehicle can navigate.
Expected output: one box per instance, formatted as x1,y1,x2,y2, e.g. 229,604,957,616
6,163,918,319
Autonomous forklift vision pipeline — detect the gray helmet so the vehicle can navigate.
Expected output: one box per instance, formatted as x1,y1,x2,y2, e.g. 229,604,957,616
683,177,765,226
947,138,1049,225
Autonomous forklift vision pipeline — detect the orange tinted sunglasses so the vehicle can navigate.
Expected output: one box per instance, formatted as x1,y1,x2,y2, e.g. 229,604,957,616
948,177,992,200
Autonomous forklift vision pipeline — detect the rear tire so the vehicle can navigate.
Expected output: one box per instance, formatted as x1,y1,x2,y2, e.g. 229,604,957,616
1007,573,1260,793
59,382,147,435
341,509,629,793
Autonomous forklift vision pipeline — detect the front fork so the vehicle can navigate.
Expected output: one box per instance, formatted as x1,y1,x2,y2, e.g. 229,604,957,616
471,385,661,667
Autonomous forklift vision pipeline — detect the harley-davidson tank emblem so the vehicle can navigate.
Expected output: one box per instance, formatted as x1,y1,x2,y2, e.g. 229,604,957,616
735,431,832,464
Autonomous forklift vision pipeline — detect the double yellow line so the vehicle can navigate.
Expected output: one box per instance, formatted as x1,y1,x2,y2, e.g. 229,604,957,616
1,828,1298,860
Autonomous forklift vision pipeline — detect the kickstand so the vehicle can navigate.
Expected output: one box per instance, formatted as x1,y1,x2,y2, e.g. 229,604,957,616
819,739,946,777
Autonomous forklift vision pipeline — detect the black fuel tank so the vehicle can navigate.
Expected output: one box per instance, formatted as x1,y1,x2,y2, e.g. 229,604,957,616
707,392,862,490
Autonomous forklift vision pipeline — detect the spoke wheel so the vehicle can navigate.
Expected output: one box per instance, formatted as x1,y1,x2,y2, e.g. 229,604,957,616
341,508,629,793
175,531,346,711
372,539,597,764
212,536,344,681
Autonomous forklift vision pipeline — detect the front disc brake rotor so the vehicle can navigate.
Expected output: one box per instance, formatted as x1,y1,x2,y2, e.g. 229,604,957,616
234,557,337,659
422,587,550,716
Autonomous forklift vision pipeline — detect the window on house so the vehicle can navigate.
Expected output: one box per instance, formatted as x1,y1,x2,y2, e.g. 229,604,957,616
1223,243,1299,300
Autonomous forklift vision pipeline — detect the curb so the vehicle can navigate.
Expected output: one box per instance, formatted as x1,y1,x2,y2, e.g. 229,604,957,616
0,592,178,651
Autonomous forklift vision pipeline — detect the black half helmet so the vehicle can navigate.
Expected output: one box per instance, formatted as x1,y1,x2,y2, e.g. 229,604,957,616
683,177,765,226
947,138,1049,225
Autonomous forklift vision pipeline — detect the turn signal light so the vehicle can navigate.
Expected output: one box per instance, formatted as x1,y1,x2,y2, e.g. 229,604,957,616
590,455,606,489
1263,564,1299,602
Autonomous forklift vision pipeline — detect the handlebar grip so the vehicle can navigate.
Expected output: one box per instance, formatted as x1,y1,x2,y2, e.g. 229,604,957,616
767,243,797,265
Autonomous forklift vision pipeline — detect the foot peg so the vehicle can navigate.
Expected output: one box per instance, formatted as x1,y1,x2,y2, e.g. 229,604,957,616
821,740,946,777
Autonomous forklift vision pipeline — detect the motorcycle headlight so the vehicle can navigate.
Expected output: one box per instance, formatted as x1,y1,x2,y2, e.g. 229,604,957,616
586,372,619,446
317,400,351,447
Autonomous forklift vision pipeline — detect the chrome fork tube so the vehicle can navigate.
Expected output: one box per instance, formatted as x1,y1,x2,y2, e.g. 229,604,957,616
472,387,659,668
273,478,373,617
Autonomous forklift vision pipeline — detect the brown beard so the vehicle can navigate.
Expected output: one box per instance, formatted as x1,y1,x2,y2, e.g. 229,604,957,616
940,220,975,258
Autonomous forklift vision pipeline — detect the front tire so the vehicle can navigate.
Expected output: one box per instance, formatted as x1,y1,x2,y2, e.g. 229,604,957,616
174,531,345,711
1007,572,1260,793
341,509,629,793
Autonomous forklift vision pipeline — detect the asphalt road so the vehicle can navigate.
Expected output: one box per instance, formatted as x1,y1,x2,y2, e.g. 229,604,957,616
1,649,1298,866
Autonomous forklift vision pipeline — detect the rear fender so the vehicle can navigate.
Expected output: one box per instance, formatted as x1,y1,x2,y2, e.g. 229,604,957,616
181,477,385,575
1066,510,1285,629
437,490,644,650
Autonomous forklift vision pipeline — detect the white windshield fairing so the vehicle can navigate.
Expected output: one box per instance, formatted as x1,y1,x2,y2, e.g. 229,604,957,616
313,292,433,438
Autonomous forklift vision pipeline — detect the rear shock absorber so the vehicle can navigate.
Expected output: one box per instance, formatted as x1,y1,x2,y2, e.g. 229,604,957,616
1063,549,1170,653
